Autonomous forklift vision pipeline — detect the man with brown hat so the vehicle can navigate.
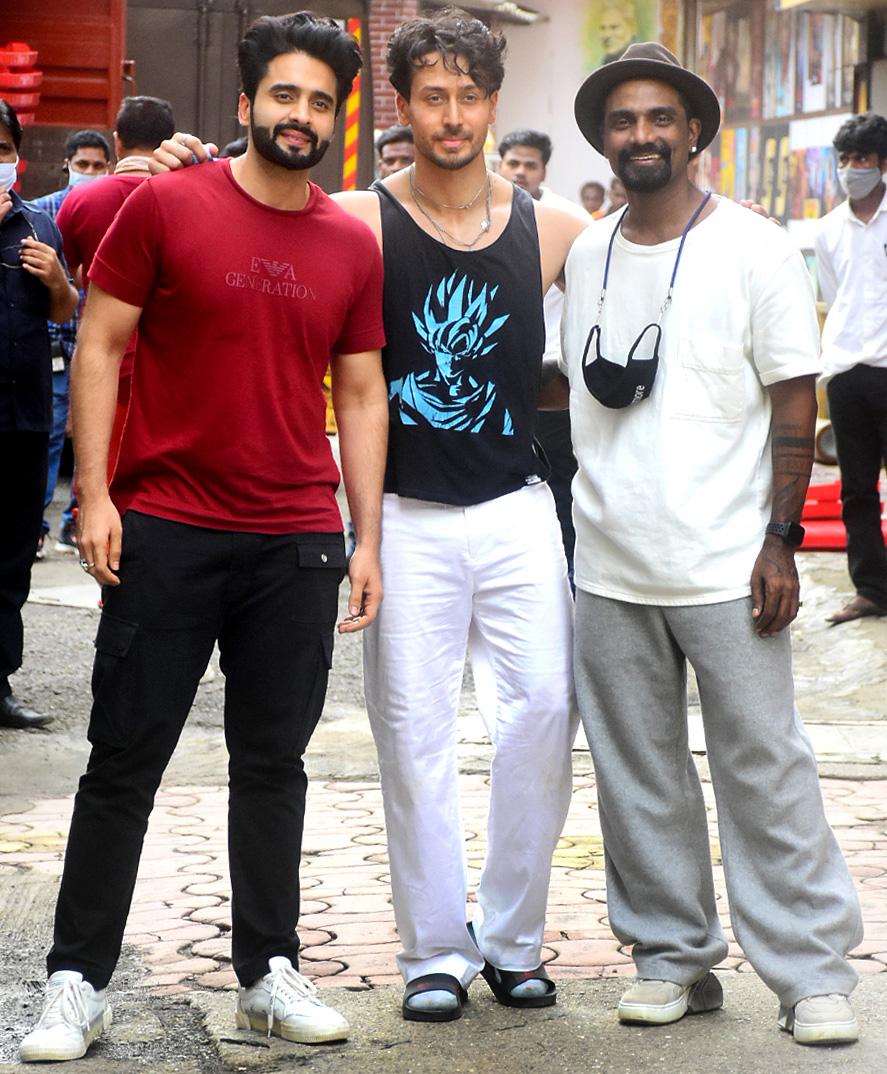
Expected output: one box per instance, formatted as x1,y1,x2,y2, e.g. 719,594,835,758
553,42,863,1045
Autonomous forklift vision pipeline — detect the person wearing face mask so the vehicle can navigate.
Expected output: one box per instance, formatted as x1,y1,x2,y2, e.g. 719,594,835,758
0,99,79,730
814,113,887,625
31,130,113,557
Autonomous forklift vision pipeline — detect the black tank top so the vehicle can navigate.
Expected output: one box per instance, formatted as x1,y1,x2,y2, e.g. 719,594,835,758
374,181,546,505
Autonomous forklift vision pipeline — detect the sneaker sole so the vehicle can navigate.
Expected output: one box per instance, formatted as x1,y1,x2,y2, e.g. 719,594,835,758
618,973,723,1025
778,1007,859,1045
19,1004,112,1062
235,1006,348,1044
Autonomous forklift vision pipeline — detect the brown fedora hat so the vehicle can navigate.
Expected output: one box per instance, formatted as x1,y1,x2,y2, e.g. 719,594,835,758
574,41,720,158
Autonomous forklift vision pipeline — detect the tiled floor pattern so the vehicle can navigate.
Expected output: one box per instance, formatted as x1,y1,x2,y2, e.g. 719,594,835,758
1,775,886,995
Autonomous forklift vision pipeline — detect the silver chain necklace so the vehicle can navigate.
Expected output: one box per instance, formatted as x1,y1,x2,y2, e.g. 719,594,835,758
409,166,493,250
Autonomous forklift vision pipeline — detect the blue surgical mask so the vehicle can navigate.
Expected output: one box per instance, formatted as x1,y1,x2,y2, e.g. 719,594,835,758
0,157,18,193
837,165,883,200
67,169,105,188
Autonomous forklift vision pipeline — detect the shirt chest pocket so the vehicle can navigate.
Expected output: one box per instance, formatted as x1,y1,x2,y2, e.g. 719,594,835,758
671,337,746,423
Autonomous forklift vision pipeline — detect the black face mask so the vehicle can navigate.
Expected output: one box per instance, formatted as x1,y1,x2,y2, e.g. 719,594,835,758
581,190,712,410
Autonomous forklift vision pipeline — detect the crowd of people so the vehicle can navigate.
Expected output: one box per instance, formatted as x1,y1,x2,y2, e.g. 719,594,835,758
2,3,886,1063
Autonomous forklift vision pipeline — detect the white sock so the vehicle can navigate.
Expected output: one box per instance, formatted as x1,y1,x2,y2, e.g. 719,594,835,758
405,990,459,1012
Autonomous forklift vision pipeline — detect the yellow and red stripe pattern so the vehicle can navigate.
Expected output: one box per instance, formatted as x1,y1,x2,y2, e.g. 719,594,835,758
341,18,362,191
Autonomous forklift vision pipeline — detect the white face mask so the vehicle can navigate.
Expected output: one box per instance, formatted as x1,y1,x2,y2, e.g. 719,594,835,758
837,165,883,200
0,157,18,192
67,169,105,188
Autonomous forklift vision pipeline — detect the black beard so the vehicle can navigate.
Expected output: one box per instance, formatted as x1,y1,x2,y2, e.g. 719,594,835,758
617,143,673,193
250,115,329,171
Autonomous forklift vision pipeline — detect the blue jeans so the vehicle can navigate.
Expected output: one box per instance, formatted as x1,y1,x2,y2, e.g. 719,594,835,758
43,367,69,530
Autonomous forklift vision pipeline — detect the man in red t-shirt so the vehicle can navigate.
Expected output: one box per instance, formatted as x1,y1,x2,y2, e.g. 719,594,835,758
56,95,175,481
20,14,388,1064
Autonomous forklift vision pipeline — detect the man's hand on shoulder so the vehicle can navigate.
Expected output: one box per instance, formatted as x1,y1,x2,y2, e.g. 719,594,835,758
750,536,800,636
739,199,782,225
151,133,218,174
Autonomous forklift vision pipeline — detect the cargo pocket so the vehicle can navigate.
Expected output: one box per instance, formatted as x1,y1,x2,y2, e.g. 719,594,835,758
293,540,347,625
88,613,139,747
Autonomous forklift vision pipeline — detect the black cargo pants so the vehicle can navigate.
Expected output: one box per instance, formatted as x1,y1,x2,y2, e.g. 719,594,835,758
47,510,346,990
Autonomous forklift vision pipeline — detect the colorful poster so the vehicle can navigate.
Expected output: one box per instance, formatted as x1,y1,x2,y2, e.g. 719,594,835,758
734,127,749,202
582,2,672,70
764,10,796,119
760,124,790,221
719,128,736,199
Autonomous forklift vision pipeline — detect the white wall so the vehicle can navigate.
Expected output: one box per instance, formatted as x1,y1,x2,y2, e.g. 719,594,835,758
494,0,613,206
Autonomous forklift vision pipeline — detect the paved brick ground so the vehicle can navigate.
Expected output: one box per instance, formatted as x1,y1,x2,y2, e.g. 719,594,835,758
2,771,886,995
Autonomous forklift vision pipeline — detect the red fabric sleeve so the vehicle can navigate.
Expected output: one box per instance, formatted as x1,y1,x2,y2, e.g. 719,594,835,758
333,229,386,355
55,191,83,276
87,182,161,308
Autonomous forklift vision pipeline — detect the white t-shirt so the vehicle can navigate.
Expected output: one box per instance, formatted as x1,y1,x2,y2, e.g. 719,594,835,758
814,187,887,379
560,196,820,605
538,186,593,362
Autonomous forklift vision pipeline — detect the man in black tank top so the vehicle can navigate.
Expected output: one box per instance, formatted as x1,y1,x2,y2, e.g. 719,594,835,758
336,11,587,1023
154,7,589,1027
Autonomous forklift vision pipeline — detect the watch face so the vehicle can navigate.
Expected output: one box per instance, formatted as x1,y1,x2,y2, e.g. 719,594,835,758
768,521,804,546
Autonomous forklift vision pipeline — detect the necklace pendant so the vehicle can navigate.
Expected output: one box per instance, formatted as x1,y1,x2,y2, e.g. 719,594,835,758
480,218,491,232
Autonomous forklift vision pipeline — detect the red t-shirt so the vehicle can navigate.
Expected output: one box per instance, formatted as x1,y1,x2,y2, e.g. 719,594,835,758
89,160,385,534
56,173,148,379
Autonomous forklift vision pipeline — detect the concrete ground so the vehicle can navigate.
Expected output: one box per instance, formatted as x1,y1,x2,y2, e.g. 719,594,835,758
1,478,886,1071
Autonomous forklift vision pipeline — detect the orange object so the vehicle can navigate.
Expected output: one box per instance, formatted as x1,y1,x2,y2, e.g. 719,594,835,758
341,18,361,192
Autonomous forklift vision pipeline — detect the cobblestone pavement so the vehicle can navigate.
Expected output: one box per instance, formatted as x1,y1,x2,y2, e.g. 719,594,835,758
3,770,887,998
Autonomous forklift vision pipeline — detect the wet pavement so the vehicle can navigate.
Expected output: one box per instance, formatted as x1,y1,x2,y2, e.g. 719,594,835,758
1,479,886,1071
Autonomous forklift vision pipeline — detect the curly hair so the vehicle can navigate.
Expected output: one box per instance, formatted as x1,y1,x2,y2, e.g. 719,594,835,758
833,113,887,160
238,11,362,114
387,6,506,101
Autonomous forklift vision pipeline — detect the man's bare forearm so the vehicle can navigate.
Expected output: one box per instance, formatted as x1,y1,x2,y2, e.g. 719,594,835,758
767,375,817,522
331,354,389,550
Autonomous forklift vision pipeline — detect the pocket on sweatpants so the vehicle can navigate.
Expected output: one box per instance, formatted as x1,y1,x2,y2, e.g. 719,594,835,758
88,613,139,747
291,540,347,625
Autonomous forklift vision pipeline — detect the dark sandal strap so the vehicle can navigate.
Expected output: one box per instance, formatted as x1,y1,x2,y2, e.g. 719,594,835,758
403,972,467,1003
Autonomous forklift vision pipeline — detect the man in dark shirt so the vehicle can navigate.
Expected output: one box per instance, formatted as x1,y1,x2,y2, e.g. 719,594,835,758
0,100,79,729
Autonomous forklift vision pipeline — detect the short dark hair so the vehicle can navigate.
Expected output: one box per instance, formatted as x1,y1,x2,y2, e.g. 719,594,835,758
115,96,175,150
64,128,113,161
581,180,605,195
220,135,248,159
238,11,361,115
375,124,413,154
0,98,22,151
498,129,552,165
833,112,887,160
387,6,506,101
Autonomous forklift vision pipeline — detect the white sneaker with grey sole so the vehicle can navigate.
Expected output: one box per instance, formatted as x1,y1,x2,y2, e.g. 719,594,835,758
618,972,723,1025
236,957,349,1044
19,970,112,1062
778,994,858,1045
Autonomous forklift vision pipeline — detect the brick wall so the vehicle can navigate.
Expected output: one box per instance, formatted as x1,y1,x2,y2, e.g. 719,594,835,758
368,0,420,130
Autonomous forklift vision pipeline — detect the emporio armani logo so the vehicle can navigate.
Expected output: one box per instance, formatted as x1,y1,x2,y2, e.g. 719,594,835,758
224,256,318,300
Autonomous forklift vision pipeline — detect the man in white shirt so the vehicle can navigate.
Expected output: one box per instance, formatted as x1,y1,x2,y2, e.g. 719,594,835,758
552,42,863,1046
814,113,887,624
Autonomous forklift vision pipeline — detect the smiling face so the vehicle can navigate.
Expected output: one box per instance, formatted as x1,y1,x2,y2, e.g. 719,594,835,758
602,79,699,194
239,51,338,172
396,53,497,172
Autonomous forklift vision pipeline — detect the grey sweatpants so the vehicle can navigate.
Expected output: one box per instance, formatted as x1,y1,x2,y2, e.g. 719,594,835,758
574,592,863,1008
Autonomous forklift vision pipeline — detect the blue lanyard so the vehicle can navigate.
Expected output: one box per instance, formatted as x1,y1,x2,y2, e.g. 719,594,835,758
595,189,713,327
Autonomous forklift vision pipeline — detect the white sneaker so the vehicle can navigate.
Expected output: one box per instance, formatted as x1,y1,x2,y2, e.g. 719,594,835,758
618,972,723,1024
235,957,349,1044
778,993,858,1045
19,970,112,1062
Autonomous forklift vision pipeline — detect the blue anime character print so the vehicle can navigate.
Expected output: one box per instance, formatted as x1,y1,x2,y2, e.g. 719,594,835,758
389,272,513,434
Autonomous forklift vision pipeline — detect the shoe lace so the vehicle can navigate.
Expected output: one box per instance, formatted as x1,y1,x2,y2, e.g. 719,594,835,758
36,979,90,1033
264,964,321,1037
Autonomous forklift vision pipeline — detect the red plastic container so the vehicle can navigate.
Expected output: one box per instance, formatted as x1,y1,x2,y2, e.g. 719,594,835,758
0,69,43,90
16,112,36,126
0,43,39,68
1,91,39,109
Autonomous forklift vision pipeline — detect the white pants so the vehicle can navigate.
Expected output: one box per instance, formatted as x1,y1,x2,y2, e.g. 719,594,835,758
363,484,577,986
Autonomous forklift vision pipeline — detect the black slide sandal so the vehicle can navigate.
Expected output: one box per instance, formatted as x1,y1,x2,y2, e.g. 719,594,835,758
468,922,557,1009
402,973,468,1022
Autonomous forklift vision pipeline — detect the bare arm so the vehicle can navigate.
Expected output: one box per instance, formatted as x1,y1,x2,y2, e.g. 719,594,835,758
20,237,78,322
750,374,817,636
330,348,389,633
71,284,143,586
538,358,570,410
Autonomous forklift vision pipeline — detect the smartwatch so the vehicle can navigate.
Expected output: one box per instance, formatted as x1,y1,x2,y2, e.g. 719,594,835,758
766,520,805,548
